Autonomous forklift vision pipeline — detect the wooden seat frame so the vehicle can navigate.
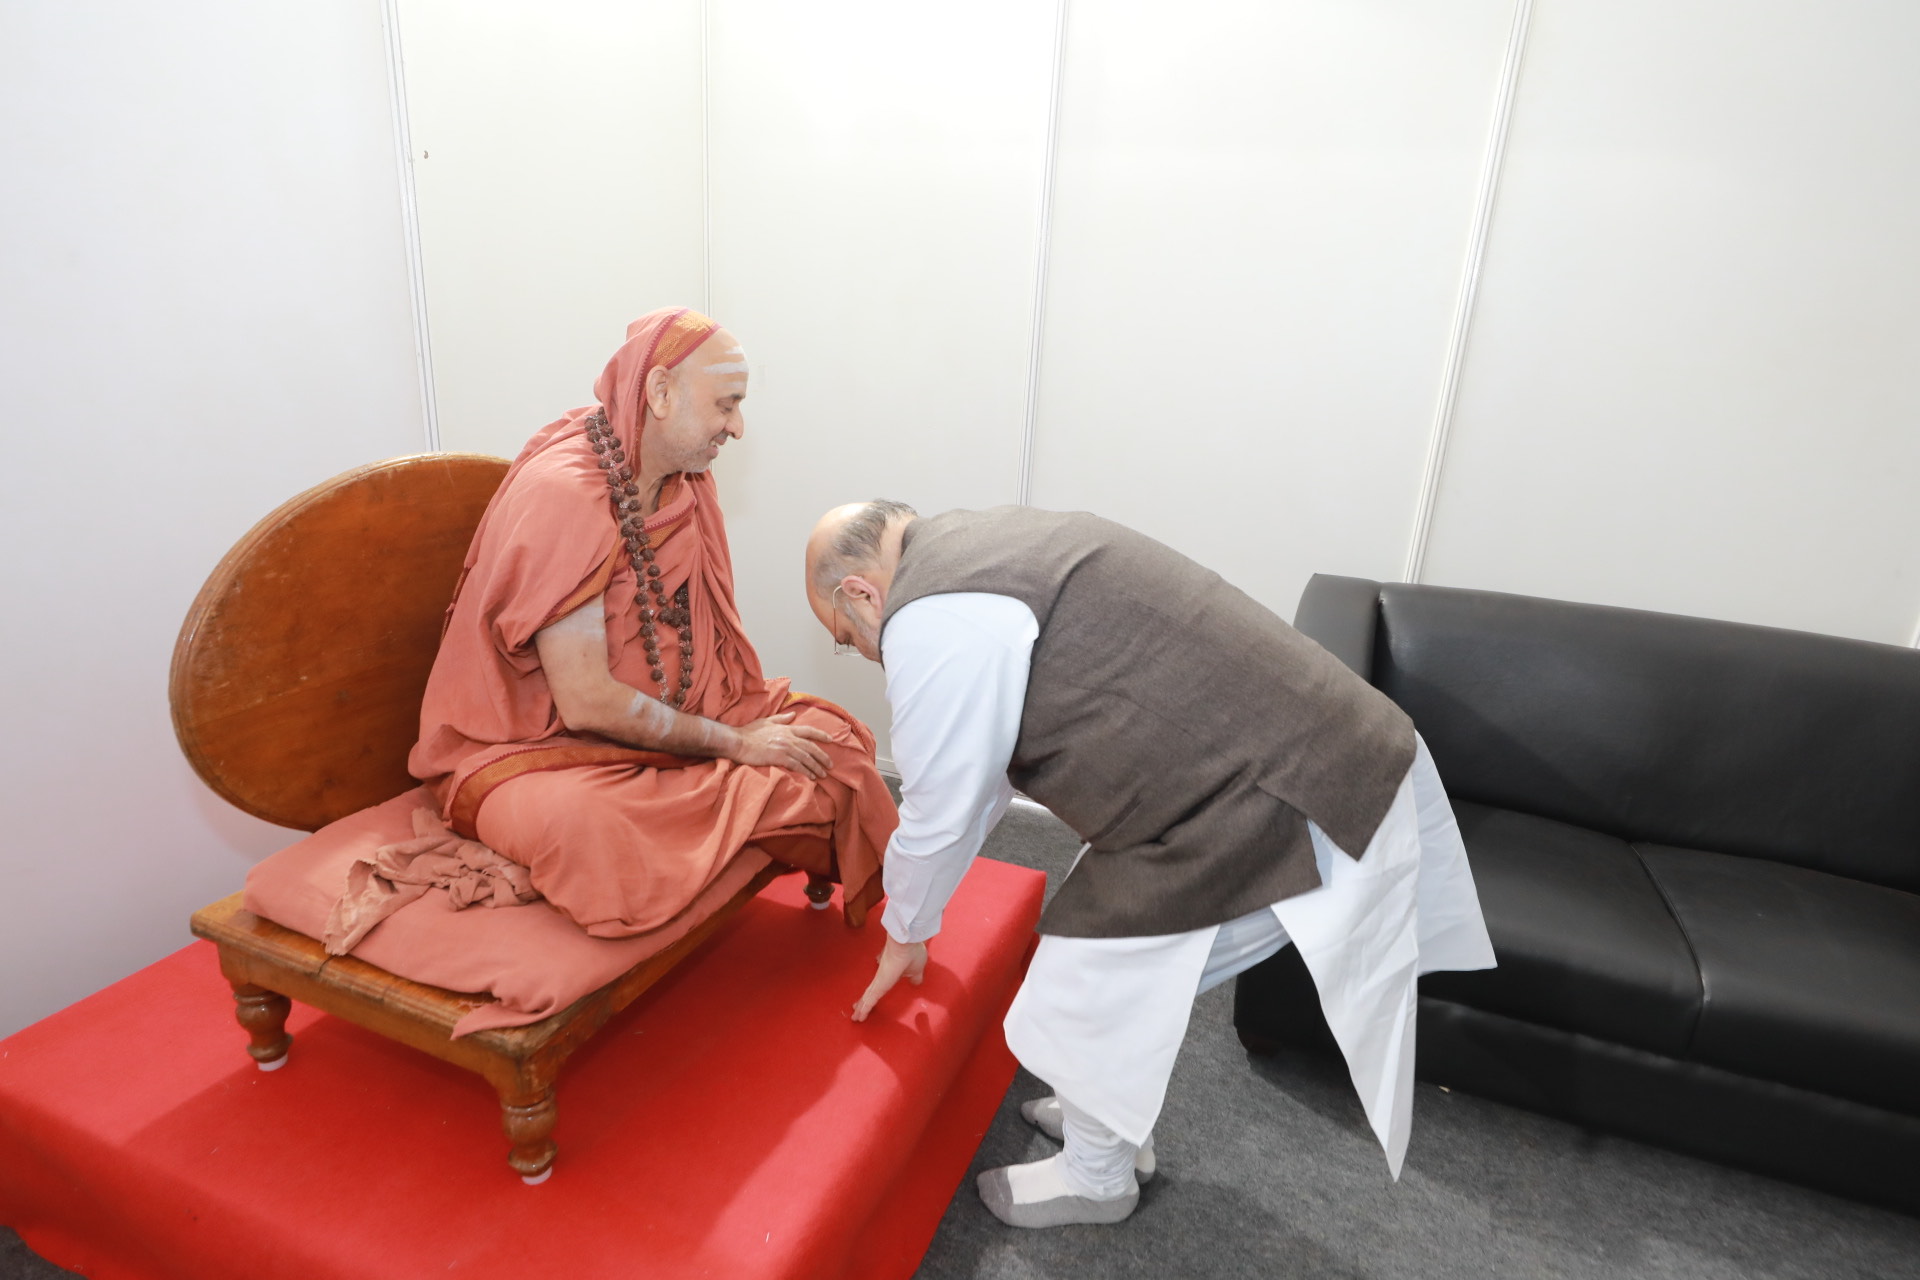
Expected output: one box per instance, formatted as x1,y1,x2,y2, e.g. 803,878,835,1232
173,454,830,1182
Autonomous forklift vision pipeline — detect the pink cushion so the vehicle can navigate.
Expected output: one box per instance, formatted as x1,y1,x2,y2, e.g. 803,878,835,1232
243,788,776,1036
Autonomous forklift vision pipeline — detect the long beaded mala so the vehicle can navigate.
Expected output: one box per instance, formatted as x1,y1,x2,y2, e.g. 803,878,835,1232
583,410,695,708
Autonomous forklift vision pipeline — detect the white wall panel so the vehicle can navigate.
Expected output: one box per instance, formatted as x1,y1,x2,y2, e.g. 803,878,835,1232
398,0,706,460
706,2,1059,752
0,3,424,1036
1423,1,1920,644
1028,0,1516,619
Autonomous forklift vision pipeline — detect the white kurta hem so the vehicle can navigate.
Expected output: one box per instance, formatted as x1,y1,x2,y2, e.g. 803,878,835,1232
1003,737,1494,1175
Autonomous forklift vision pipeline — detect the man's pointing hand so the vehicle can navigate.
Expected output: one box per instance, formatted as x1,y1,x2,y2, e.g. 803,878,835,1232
851,935,927,1022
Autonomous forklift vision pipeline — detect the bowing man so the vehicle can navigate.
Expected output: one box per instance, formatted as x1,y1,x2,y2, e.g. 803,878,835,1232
804,500,1495,1229
407,309,897,939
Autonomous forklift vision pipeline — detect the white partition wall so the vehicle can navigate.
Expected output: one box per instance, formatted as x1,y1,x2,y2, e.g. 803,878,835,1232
397,0,707,460
1420,1,1920,645
705,1,1060,739
391,0,1920,782
1028,0,1516,618
0,1,425,1037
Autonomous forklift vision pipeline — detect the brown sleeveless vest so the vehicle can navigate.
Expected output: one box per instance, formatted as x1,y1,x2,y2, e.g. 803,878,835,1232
882,507,1415,938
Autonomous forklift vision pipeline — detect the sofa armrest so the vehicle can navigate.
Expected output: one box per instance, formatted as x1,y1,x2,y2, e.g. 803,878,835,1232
1293,573,1384,682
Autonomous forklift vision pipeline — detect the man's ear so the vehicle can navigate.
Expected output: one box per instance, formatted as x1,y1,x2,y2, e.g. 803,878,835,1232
840,574,883,610
644,364,675,419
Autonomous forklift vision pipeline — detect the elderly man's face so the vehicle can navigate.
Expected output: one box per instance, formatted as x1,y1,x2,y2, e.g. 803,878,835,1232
804,575,878,663
644,330,748,477
825,584,883,663
804,504,888,664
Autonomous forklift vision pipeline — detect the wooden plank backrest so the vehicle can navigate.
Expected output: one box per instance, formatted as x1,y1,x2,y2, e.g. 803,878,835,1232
170,453,509,832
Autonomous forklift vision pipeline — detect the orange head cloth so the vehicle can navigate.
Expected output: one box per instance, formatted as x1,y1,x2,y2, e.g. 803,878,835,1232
449,306,723,591
590,307,722,466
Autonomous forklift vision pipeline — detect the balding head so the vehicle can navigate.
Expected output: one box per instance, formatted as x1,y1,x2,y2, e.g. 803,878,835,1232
805,499,917,662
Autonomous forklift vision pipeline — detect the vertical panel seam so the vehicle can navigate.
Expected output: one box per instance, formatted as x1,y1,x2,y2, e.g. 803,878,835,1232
1402,0,1533,583
380,0,440,453
1017,0,1069,507
701,0,713,317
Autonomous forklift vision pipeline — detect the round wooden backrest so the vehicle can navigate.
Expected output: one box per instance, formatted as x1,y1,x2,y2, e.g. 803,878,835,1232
170,453,510,832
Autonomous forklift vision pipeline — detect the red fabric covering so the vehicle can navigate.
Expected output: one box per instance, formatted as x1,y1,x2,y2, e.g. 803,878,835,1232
0,860,1044,1280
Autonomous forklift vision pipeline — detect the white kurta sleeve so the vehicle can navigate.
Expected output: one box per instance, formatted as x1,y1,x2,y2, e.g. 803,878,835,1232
878,592,1038,944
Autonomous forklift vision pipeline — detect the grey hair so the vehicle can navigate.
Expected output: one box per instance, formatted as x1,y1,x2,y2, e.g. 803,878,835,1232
812,499,917,600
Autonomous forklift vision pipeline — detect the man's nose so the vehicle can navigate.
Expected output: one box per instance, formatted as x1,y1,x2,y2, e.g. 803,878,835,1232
728,410,746,440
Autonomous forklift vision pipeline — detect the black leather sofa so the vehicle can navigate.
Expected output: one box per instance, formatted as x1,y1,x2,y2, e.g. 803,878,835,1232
1233,576,1920,1213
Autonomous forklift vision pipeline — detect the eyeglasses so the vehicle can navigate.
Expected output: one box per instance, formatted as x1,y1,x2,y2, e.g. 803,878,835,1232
830,585,858,656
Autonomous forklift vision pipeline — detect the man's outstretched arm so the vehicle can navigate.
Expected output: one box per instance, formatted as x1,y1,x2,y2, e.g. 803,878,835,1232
851,593,1036,1021
534,596,833,777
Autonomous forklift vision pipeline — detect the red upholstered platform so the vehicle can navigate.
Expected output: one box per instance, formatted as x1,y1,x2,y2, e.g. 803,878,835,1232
0,858,1044,1280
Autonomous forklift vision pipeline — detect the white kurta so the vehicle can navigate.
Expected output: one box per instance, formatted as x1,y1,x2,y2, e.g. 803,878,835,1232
879,592,1495,1177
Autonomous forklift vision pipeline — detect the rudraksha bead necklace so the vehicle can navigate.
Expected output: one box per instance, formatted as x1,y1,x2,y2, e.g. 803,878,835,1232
583,410,695,709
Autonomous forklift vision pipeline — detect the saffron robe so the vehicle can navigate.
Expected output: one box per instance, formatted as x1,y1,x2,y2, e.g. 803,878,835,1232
407,308,895,934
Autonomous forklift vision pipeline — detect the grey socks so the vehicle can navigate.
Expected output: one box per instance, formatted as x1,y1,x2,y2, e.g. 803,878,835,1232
1018,1094,1157,1183
975,1094,1155,1228
977,1154,1140,1228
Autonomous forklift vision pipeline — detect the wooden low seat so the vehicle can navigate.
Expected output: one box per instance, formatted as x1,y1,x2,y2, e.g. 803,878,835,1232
173,453,824,1182
189,874,780,1182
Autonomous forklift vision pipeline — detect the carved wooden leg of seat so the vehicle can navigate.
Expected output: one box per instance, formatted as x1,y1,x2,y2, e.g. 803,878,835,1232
804,872,835,911
501,1086,558,1184
230,981,292,1070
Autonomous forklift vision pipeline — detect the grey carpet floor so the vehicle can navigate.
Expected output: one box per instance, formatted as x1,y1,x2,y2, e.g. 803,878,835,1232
6,801,1918,1279
917,803,1920,1280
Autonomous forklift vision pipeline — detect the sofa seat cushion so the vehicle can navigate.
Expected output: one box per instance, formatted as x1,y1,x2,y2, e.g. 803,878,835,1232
1420,803,1701,1056
1639,845,1920,1115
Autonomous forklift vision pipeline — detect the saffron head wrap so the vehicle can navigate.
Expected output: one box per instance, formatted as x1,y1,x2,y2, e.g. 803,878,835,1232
590,307,722,465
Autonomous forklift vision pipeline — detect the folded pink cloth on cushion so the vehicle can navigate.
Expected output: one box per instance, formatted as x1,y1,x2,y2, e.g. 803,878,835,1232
322,805,540,956
244,788,775,1036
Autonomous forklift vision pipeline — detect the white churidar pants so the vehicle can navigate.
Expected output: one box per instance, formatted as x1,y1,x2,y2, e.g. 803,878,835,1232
1002,736,1495,1185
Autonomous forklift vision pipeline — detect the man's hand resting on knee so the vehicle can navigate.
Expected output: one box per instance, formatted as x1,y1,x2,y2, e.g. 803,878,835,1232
536,598,833,777
730,712,834,778
852,934,927,1021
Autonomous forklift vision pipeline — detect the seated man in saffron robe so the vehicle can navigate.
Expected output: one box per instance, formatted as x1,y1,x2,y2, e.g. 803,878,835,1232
408,307,896,935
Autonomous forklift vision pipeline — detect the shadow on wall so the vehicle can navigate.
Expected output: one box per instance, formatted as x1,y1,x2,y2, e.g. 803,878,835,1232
178,755,302,866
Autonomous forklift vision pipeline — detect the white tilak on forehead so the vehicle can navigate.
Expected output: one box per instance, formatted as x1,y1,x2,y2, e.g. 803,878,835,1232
702,346,748,376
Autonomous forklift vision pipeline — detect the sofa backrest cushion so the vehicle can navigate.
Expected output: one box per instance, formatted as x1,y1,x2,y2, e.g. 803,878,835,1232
1372,583,1920,893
